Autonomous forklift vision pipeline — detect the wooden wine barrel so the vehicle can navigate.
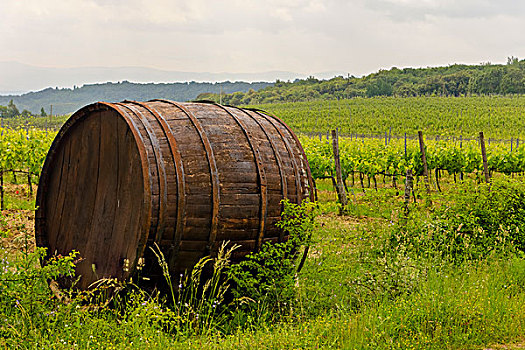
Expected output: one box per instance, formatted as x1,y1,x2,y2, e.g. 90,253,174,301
35,100,314,289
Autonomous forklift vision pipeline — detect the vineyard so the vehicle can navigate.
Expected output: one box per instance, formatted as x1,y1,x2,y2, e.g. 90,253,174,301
0,127,54,208
3,96,525,348
254,95,525,139
2,122,524,202
2,96,525,207
301,133,525,191
0,114,68,131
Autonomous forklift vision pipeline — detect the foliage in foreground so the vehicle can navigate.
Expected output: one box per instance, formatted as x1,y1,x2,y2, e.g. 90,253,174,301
392,178,525,263
0,199,318,347
2,178,525,348
227,199,318,321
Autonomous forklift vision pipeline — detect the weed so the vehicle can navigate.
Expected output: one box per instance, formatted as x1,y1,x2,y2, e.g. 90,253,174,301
151,240,239,336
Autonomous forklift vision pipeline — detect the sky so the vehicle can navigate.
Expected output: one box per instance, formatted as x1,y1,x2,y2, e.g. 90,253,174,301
1,0,524,80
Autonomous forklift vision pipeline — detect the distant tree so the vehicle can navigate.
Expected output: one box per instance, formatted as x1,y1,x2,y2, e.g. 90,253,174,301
40,107,47,117
241,89,256,105
21,109,32,117
305,76,319,84
6,100,20,118
443,71,472,96
366,79,393,97
195,92,217,101
229,91,245,106
417,76,445,96
344,86,364,98
394,83,418,97
500,68,525,94
469,68,504,95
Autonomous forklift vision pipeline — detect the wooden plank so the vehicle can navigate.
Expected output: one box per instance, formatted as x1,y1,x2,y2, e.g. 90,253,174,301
220,205,260,218
66,112,101,271
54,119,85,255
105,114,145,279
90,113,121,279
179,240,208,251
47,135,72,253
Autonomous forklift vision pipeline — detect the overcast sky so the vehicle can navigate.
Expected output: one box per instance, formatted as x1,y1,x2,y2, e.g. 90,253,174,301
1,0,524,78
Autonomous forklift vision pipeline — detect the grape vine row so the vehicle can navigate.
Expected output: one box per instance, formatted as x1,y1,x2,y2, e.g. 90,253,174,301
301,134,525,185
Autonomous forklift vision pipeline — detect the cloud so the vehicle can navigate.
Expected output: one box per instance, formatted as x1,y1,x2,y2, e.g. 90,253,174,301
360,0,525,21
0,0,523,82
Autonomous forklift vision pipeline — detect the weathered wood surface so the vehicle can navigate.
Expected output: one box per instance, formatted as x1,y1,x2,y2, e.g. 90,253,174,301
36,101,314,289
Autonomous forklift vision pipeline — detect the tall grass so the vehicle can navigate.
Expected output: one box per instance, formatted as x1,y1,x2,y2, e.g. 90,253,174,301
150,241,239,336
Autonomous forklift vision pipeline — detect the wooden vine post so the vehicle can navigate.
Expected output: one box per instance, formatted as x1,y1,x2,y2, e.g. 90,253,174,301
404,132,407,157
331,129,347,214
0,171,3,211
417,131,431,197
27,172,33,197
459,135,464,181
404,168,414,216
479,131,490,184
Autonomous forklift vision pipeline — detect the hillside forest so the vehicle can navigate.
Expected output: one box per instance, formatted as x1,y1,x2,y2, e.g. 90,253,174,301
0,81,273,116
199,57,525,105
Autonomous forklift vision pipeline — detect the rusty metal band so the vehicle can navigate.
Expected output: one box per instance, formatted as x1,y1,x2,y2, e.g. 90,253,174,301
100,102,153,275
264,112,316,202
248,109,289,243
126,101,174,246
152,99,220,253
246,108,316,275
250,110,302,203
116,102,165,244
136,101,186,261
263,113,317,277
214,104,268,252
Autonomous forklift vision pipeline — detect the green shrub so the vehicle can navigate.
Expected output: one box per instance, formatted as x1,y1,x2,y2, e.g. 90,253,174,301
227,199,318,320
393,177,525,262
0,245,78,340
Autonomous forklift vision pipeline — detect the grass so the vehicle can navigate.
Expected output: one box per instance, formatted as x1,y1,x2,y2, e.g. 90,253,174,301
1,173,525,349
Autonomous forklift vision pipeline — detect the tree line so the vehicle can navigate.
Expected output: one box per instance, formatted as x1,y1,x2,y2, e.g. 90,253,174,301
0,100,47,118
0,81,273,116
198,57,525,105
